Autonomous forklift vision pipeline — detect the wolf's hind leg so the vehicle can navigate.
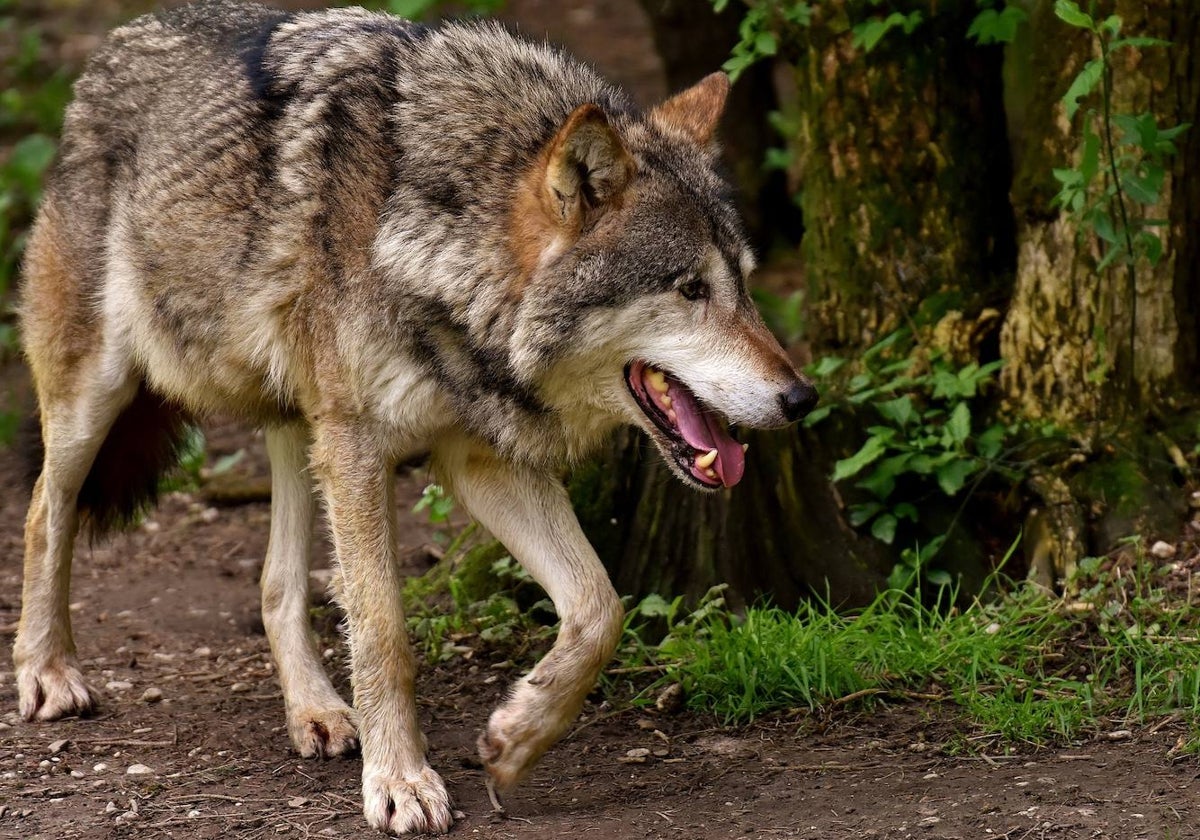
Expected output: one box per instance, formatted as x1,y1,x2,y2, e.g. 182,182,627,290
261,424,358,758
435,440,624,792
14,371,138,721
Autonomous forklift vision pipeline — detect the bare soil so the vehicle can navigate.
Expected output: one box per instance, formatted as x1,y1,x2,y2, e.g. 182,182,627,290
3,1,1200,838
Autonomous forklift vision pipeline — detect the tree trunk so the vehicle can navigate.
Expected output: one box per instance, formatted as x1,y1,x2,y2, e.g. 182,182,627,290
790,1,1015,350
574,2,1016,608
999,0,1200,425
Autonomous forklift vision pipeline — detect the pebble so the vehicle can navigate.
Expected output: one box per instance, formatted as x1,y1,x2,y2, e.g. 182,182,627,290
187,809,202,818
48,739,70,755
93,763,109,772
619,747,651,764
1150,540,1176,559
126,764,154,776
230,682,250,693
288,796,309,807
106,680,134,691
194,647,213,658
105,801,118,814
140,687,164,704
70,770,85,779
200,507,219,523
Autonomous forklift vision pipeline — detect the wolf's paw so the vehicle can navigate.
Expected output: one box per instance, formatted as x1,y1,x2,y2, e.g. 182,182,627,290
362,765,452,835
477,700,559,792
17,660,96,722
290,704,359,758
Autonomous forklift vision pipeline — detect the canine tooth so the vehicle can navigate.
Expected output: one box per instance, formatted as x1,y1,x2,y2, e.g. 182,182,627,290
660,396,672,409
695,449,718,469
742,443,749,453
705,468,717,479
647,369,669,393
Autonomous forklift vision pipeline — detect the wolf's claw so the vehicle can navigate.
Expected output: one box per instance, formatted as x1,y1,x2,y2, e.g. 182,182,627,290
485,776,506,815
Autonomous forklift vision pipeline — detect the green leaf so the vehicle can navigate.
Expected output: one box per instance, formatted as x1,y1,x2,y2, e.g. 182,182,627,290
967,6,1027,45
1062,59,1102,121
977,425,1005,460
1122,166,1164,205
848,502,882,527
832,435,888,483
808,356,847,378
1137,230,1164,266
875,395,915,428
1079,126,1100,183
926,569,953,587
871,513,898,544
635,593,672,618
947,402,971,445
754,30,778,57
1053,0,1093,30
936,459,976,496
893,502,919,522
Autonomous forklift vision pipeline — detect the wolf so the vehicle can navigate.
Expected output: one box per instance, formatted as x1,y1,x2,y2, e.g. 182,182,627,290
13,0,817,833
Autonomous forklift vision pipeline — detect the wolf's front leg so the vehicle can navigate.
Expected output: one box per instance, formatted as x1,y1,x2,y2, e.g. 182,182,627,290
310,421,451,836
436,441,624,792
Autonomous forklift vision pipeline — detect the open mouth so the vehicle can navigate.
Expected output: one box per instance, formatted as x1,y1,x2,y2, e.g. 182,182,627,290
624,360,746,489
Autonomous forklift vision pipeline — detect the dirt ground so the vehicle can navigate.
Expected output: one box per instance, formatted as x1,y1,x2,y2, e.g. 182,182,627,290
3,1,1200,838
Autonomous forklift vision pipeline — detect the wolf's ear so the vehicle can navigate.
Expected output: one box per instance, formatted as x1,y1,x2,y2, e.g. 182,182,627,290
649,72,730,146
542,103,634,227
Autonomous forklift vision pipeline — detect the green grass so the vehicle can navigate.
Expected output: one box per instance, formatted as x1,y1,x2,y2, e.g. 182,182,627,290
642,555,1200,749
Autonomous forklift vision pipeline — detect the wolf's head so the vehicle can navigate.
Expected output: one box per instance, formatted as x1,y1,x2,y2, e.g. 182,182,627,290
509,73,817,489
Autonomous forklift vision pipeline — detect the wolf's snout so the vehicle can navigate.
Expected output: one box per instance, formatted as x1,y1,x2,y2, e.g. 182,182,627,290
779,380,819,422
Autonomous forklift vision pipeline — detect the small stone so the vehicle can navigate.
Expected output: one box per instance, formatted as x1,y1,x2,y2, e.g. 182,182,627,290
125,764,154,776
70,770,85,779
105,801,119,814
48,739,70,755
230,682,250,693
984,622,1001,635
923,772,940,780
200,507,219,523
38,760,51,770
140,687,164,704
194,647,213,658
288,796,309,807
619,747,651,764
655,682,685,714
106,680,133,692
1104,729,1133,741
93,763,109,772
1150,541,1176,559
187,809,201,818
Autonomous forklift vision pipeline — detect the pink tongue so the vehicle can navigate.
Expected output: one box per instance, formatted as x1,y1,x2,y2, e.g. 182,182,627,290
665,379,745,487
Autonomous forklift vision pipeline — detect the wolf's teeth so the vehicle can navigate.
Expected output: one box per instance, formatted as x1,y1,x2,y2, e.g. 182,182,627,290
742,443,749,453
705,468,717,479
695,449,718,469
667,409,677,423
647,369,669,393
660,395,672,409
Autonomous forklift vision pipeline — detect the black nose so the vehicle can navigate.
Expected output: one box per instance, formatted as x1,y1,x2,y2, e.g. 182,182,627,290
779,381,819,422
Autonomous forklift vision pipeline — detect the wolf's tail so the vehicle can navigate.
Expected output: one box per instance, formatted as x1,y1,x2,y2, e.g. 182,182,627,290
22,385,193,538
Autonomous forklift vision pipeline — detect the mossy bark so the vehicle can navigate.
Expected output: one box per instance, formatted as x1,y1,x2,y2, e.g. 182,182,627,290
999,0,1200,424
788,1,1015,349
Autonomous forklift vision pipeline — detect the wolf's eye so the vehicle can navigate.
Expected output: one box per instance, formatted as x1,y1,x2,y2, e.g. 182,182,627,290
678,278,709,301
